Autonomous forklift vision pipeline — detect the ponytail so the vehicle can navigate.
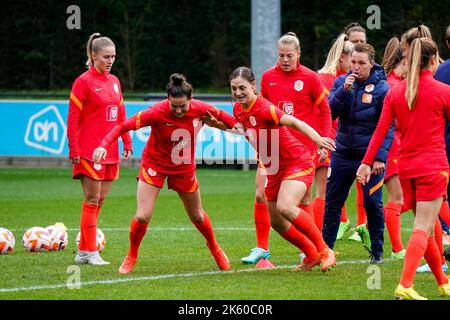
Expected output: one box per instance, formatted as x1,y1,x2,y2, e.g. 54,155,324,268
405,38,439,110
318,34,354,75
85,33,115,67
381,37,403,75
166,73,193,98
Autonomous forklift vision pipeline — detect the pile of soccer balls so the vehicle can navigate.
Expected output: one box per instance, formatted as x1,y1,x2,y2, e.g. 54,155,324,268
0,223,106,254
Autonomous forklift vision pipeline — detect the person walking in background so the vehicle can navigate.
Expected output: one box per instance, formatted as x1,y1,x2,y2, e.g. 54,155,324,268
380,37,408,260
314,34,354,235
357,38,450,299
322,43,394,263
67,33,132,266
240,32,332,265
93,74,239,274
230,66,337,272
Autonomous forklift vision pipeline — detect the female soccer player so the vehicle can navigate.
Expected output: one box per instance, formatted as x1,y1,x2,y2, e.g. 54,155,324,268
93,73,239,274
380,37,407,259
68,33,132,265
314,34,354,233
344,22,367,45
230,66,337,272
357,38,450,300
401,24,449,273
240,32,332,265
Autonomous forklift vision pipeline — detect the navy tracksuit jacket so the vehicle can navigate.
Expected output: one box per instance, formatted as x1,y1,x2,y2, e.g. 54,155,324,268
322,64,394,257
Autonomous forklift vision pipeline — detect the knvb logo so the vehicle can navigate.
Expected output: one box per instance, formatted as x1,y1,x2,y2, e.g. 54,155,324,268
24,105,67,154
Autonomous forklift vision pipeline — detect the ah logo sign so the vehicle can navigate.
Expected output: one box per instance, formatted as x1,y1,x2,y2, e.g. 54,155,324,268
24,105,67,154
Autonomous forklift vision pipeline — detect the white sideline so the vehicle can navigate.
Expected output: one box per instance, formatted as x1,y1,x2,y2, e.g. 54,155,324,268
0,259,378,293
11,227,256,232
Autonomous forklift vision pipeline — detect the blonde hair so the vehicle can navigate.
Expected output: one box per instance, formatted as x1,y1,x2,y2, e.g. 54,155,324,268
318,34,354,76
382,37,403,75
405,38,438,110
401,25,433,46
86,33,115,67
278,32,301,52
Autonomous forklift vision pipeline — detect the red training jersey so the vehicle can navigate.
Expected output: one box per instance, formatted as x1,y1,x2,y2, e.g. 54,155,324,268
260,63,332,153
99,99,236,174
68,66,132,164
385,70,403,161
362,70,450,179
233,96,312,172
317,71,346,139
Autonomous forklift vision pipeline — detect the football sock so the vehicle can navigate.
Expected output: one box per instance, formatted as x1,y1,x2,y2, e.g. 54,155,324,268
400,229,428,288
311,197,325,231
384,201,403,253
279,225,319,260
127,217,148,259
254,201,270,250
340,203,348,222
79,201,98,251
424,236,448,286
291,209,327,252
298,203,314,220
356,183,367,225
434,219,445,265
192,212,219,251
439,200,450,225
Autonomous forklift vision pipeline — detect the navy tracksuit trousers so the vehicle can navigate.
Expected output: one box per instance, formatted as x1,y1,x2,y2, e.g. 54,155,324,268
322,153,385,257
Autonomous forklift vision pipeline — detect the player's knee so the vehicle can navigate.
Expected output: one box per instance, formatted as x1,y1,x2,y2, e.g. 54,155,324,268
276,203,296,219
255,192,266,203
135,214,150,224
84,193,100,205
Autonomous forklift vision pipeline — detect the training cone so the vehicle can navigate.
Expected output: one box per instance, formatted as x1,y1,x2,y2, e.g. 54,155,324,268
255,258,276,269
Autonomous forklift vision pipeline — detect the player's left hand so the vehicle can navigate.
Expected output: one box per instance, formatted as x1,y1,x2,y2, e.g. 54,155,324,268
317,148,328,163
122,150,132,161
316,137,336,152
201,111,219,127
372,160,385,175
356,163,372,185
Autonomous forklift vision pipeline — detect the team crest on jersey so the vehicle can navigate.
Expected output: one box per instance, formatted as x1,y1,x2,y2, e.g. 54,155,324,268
94,163,102,171
294,80,304,92
113,83,119,94
106,105,118,121
193,118,200,127
280,101,294,115
249,116,257,127
365,84,375,92
362,93,373,104
147,168,157,177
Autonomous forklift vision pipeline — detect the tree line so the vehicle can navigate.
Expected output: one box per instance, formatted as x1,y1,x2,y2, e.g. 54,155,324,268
0,0,448,92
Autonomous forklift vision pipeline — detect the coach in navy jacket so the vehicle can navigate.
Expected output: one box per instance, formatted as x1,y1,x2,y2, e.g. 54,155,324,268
322,43,394,263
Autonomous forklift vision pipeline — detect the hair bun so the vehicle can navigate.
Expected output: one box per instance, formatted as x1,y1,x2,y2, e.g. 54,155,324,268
285,31,297,37
170,73,185,86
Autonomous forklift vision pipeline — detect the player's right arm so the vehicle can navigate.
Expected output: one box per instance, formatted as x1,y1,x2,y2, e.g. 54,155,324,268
67,77,87,164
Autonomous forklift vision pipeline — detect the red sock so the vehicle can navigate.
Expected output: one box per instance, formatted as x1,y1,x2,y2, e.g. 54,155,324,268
356,183,367,225
128,217,148,259
400,229,428,288
254,201,270,250
291,209,327,252
279,225,319,260
340,203,348,222
384,201,403,253
79,202,98,251
434,219,445,265
298,204,314,220
311,197,325,231
439,201,450,225
424,236,448,286
192,212,218,251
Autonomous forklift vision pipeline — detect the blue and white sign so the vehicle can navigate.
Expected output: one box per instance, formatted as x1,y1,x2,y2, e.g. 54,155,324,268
0,100,255,163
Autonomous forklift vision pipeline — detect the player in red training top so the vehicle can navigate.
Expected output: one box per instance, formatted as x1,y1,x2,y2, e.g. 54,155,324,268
379,36,408,260
314,34,354,237
93,73,240,274
230,66,337,272
240,32,332,265
67,33,132,266
357,38,450,299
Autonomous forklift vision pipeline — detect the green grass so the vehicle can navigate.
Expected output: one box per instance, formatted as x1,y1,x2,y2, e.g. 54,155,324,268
0,167,447,300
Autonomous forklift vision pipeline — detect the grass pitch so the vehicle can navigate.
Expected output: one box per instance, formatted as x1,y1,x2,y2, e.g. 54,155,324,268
0,167,447,300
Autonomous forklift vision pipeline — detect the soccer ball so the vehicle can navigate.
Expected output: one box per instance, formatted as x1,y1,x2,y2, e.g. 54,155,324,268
0,227,15,254
76,228,106,252
46,224,68,251
22,227,51,252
